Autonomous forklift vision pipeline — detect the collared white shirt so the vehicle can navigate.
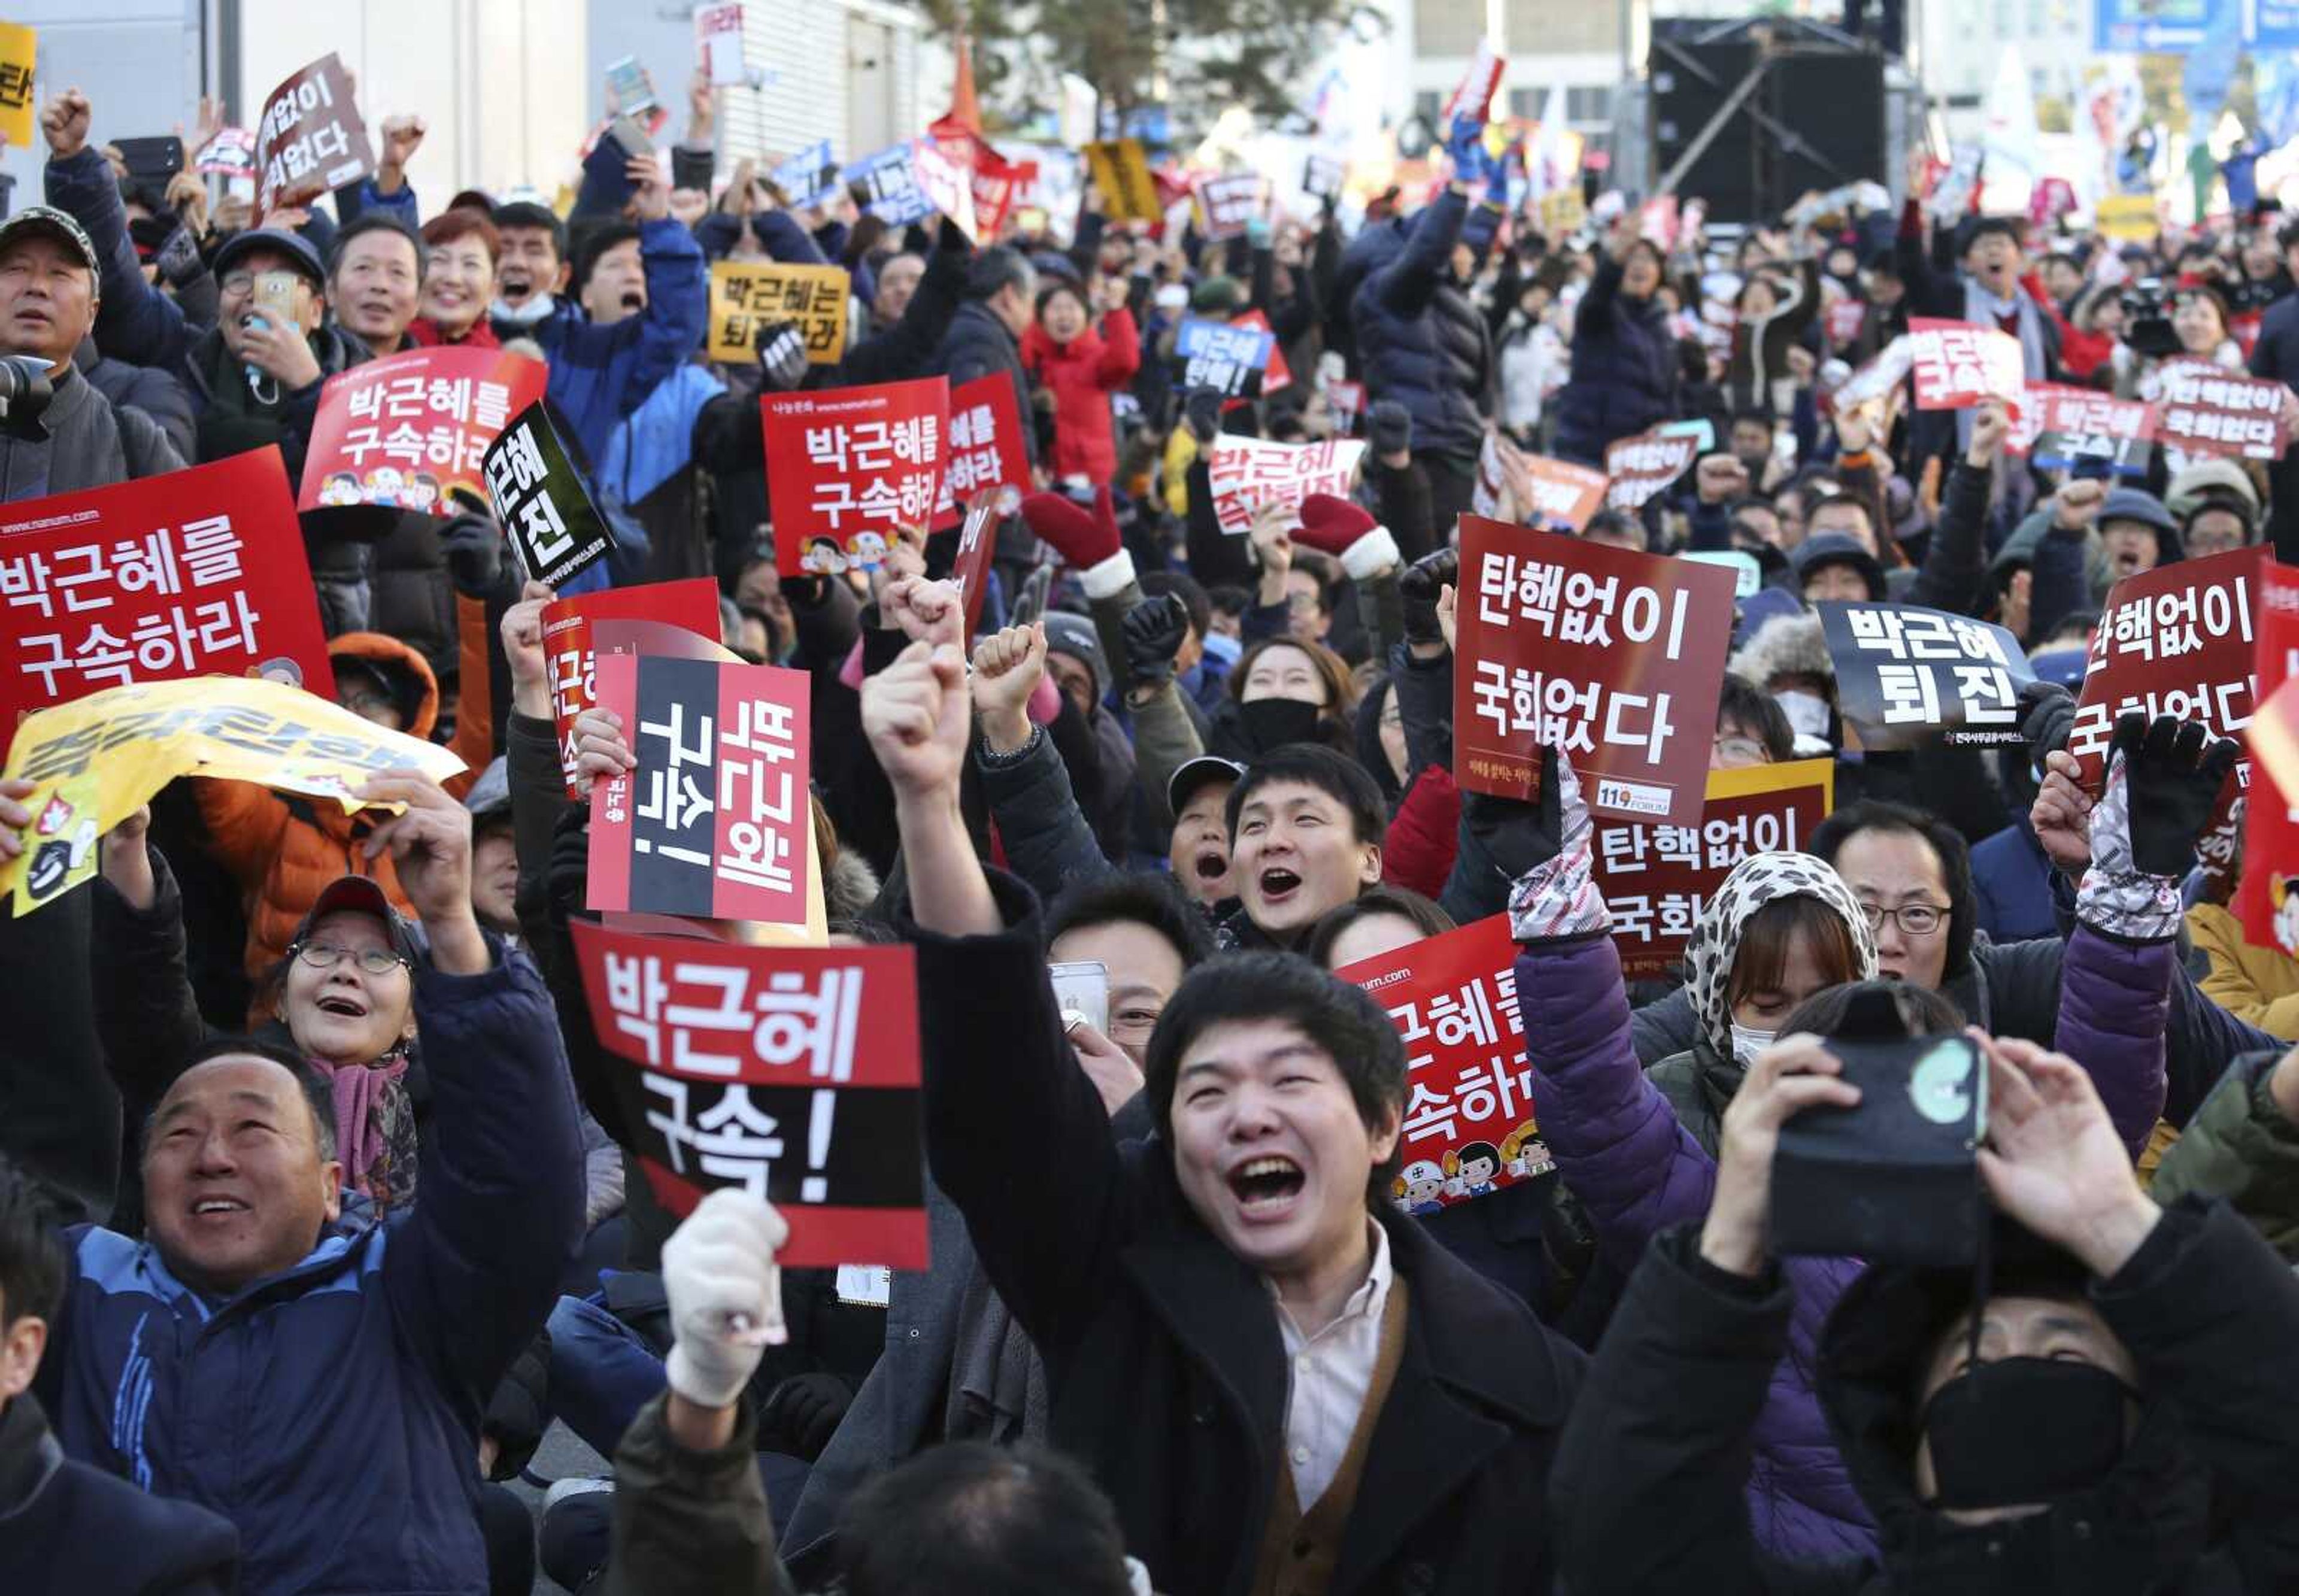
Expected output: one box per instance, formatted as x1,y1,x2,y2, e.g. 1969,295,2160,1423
1269,1221,1394,1509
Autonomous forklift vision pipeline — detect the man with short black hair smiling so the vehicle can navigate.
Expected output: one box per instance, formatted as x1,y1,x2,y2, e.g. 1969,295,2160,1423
1224,744,1388,949
860,580,1584,1594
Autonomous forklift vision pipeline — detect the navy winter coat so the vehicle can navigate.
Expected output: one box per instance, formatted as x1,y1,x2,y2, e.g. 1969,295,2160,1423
1347,186,1498,462
1549,253,1681,467
37,939,586,1595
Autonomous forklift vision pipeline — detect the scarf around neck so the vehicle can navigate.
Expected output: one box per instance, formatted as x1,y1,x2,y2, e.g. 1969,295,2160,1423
308,1052,416,1215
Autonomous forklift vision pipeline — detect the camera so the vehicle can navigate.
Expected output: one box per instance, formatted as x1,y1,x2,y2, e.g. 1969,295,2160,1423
0,353,54,422
2121,278,2182,359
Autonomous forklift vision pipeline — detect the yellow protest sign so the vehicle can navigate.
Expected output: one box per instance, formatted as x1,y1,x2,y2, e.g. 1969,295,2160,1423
0,25,34,149
1539,187,1588,236
0,676,466,916
2096,195,2157,244
1084,138,1161,223
707,260,850,365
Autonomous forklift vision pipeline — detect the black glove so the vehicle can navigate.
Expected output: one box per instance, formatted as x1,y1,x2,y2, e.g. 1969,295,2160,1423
1369,399,1413,458
2017,678,2075,769
439,515,503,599
756,318,809,392
1465,747,1566,881
1121,592,1189,690
2114,711,2241,878
1183,386,1223,445
757,1372,854,1462
1398,548,1458,649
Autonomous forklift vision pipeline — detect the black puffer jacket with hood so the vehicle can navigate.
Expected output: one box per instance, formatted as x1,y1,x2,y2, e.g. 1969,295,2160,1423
1551,1200,2299,1595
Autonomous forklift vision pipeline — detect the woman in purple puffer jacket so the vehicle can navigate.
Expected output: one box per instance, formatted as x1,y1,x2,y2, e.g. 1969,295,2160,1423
1494,745,2176,1563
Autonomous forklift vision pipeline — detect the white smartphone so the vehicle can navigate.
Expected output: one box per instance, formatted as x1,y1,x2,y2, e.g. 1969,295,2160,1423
1048,960,1111,1037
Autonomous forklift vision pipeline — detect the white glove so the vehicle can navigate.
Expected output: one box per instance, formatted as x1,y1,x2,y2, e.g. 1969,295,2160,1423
661,1189,790,1409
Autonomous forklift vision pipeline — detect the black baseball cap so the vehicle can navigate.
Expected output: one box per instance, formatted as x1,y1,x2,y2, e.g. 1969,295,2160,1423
1167,755,1246,816
211,226,327,293
0,206,102,295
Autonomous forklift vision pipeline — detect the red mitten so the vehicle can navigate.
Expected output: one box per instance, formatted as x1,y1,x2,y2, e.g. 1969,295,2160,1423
1020,487,1135,599
1294,494,1402,581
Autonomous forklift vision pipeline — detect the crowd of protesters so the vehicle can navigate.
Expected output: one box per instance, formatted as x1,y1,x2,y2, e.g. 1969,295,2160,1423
4,48,2299,1596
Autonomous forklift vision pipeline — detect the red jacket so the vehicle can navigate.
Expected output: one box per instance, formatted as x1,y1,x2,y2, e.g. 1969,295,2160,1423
1020,306,1139,481
1381,764,1460,900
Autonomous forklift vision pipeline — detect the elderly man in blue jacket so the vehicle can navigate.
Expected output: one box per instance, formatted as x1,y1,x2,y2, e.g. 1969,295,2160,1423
27,770,586,1596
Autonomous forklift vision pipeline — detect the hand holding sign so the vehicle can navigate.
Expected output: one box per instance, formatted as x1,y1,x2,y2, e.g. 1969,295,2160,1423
356,769,484,969
572,707,638,784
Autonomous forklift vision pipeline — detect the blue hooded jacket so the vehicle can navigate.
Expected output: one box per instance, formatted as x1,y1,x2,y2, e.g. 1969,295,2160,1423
35,940,585,1596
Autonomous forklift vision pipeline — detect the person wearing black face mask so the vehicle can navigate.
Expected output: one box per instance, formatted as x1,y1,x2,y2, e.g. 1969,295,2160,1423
1546,1027,2299,1596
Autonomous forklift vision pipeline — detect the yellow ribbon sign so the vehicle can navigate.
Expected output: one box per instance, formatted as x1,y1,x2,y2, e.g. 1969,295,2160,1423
1,676,466,916
1084,139,1161,223
707,261,851,366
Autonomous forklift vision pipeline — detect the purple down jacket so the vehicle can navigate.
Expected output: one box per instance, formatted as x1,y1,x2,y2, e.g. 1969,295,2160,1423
1512,921,2170,1563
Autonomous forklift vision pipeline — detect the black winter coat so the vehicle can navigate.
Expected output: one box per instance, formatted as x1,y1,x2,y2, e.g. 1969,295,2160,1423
1550,253,1680,467
934,300,1036,467
1552,1206,2299,1596
0,1393,238,1595
1349,187,1497,463
909,872,1585,1596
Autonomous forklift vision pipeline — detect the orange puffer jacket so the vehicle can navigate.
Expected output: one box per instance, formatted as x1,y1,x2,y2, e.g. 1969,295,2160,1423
195,613,491,992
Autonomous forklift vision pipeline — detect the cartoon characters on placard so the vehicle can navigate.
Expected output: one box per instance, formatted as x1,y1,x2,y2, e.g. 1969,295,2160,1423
317,466,449,513
2274,872,2299,959
1390,1120,1554,1215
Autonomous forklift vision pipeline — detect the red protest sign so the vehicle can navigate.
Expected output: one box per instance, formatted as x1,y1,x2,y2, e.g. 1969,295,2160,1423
1334,914,1551,1217
299,347,548,514
1602,429,1700,511
541,579,721,797
1205,436,1368,537
254,52,375,217
762,377,950,576
949,486,1012,643
909,139,977,238
1438,40,1504,128
2070,545,2264,792
1452,514,1736,826
589,653,815,926
2234,562,2299,953
0,447,333,744
1194,173,1267,241
2009,382,2155,471
2154,359,2289,462
931,373,1028,529
1473,437,1609,532
1907,317,2025,411
1592,759,1836,977
570,921,928,1269
1824,298,1866,347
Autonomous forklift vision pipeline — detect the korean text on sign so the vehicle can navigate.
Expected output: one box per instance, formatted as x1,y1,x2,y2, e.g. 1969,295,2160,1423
1194,174,1267,240
1334,915,1551,1216
931,374,1028,529
1819,602,2034,751
255,52,375,216
299,346,545,512
1174,317,1275,398
0,447,335,740
483,402,611,590
571,923,929,1269
1602,429,1700,511
0,25,35,148
1,675,463,915
2154,360,2289,463
1906,317,2025,411
541,579,723,797
2013,382,2156,477
707,261,850,366
1591,758,1836,976
847,144,934,226
589,653,816,928
762,376,950,576
1451,513,1734,826
2070,546,2264,787
1204,435,1368,538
